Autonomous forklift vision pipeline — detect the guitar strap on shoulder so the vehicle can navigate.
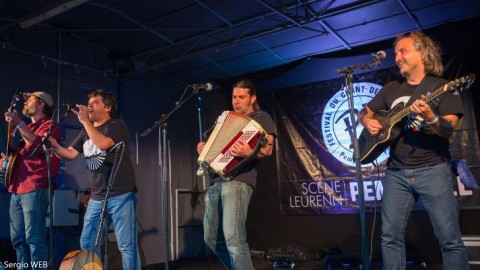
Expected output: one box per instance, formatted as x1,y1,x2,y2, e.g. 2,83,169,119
404,75,445,107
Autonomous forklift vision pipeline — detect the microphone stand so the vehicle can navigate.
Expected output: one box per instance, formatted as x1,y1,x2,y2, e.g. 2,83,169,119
29,107,72,270
336,60,380,270
141,87,201,270
94,141,125,270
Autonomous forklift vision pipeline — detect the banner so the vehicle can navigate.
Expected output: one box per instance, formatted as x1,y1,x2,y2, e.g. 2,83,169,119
275,69,480,215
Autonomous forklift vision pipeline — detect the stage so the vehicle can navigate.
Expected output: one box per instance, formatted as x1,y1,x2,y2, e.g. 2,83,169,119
143,254,445,270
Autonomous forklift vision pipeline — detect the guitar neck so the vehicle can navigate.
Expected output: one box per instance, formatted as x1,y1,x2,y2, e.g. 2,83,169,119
386,83,450,126
6,123,14,156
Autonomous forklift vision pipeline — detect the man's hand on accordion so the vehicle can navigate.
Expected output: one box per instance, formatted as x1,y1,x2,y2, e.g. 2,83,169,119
230,139,253,157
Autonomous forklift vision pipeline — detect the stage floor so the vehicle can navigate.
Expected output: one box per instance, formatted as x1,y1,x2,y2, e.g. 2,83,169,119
143,255,446,270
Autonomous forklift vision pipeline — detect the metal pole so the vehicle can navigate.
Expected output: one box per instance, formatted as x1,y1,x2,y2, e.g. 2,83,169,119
344,73,370,270
196,96,207,190
161,124,170,270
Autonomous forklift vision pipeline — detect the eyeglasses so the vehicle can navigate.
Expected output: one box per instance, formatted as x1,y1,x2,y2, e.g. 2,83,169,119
26,97,43,104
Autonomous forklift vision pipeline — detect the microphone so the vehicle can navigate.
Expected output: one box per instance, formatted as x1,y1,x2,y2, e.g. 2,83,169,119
371,50,386,66
63,103,78,111
188,83,213,91
335,50,387,74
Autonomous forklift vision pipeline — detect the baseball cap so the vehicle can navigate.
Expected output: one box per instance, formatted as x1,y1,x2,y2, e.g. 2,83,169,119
23,92,54,108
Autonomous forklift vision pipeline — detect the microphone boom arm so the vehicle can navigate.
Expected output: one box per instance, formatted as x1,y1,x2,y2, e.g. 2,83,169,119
336,51,386,74
141,88,200,137
29,106,74,158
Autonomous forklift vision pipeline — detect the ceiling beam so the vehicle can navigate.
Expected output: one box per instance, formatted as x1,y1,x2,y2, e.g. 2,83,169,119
82,0,198,46
128,0,331,60
6,45,111,75
255,39,289,64
318,20,351,50
19,0,91,29
201,54,237,76
397,0,422,31
255,0,301,27
0,0,91,32
194,0,233,26
129,0,385,75
87,2,175,45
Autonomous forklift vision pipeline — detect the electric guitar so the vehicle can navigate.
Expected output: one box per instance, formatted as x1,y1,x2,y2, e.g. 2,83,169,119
358,73,476,164
1,89,23,189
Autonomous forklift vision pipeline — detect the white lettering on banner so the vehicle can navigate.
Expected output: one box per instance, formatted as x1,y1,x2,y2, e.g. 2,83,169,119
301,181,343,195
349,180,383,202
288,180,347,208
289,194,346,208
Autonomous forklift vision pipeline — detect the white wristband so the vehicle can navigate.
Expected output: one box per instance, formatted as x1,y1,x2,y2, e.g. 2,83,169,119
425,114,439,125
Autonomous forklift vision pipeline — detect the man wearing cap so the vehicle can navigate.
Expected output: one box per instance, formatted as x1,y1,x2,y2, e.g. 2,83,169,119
1,91,60,269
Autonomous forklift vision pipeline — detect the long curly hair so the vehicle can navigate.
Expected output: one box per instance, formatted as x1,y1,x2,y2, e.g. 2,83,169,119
394,32,443,76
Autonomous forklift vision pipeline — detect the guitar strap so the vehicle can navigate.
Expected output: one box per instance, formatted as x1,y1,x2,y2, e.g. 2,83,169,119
386,75,445,153
404,75,445,109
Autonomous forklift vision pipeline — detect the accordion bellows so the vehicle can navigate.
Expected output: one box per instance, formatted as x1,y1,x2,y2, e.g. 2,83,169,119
198,111,267,181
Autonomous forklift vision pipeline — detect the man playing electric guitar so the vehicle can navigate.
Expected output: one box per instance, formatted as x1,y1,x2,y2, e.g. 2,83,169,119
358,32,469,269
1,91,60,270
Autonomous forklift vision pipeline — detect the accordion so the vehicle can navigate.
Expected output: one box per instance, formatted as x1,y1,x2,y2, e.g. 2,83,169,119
197,111,267,181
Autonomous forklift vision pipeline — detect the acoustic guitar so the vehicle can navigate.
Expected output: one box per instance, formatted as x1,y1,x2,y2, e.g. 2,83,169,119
358,73,476,164
1,89,23,189
59,249,102,270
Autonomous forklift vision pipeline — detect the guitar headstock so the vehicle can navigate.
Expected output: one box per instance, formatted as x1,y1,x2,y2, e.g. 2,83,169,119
448,73,476,95
9,89,24,111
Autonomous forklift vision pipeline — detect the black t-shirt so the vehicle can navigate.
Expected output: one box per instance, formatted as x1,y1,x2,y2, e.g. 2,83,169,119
71,118,136,199
367,78,464,169
212,110,276,188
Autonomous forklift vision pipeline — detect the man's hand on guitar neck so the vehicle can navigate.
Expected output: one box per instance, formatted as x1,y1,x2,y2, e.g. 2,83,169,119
5,110,38,145
410,95,436,122
4,110,23,127
410,95,459,138
359,106,382,136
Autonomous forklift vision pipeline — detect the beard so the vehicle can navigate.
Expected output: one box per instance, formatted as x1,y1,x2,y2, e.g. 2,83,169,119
22,106,36,117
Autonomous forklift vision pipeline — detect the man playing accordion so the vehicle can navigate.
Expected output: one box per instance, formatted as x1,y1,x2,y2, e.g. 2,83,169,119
196,79,276,270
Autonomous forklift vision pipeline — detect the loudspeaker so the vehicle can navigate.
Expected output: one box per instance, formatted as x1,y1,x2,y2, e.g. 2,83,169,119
463,236,480,269
46,190,79,227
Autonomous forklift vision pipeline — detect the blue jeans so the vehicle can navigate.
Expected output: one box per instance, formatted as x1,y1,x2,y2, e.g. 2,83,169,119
81,192,140,270
381,163,469,270
9,189,49,270
204,181,253,270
